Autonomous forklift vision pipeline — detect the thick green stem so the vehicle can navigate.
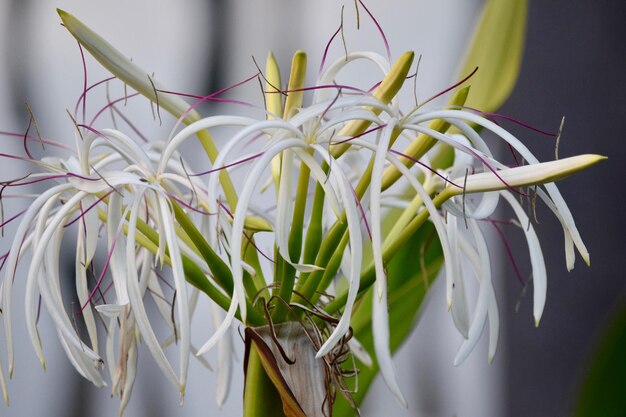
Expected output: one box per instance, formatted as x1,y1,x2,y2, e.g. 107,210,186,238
243,347,286,417
323,191,450,316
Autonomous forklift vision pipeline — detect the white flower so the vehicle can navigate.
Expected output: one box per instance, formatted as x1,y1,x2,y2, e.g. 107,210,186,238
0,9,603,413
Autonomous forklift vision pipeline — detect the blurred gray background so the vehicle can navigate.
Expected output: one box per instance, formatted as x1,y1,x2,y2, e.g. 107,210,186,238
0,1,623,416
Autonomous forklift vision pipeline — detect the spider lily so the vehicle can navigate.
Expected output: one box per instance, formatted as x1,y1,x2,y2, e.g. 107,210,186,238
0,7,603,416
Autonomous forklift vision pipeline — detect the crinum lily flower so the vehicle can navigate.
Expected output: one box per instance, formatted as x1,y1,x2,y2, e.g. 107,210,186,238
0,6,604,417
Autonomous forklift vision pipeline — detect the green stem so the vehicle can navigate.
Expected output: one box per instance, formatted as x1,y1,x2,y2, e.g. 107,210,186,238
97,207,265,326
273,155,312,322
171,202,233,293
323,191,450,316
243,347,286,417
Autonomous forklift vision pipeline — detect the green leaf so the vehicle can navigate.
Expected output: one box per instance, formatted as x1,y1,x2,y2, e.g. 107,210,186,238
458,0,528,112
333,222,442,416
574,301,626,417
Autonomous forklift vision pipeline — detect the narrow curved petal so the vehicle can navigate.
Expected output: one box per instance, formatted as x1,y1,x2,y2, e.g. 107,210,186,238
501,191,547,325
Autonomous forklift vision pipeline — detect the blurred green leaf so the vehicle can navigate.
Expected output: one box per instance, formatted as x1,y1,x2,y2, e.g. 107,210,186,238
459,0,528,112
574,301,626,417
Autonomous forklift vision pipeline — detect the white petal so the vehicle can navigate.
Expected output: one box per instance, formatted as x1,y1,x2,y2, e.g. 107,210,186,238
347,337,372,368
447,214,470,339
229,138,308,323
27,191,100,361
275,148,295,262
156,195,191,393
315,149,362,357
372,283,407,408
107,192,130,306
119,338,138,416
95,304,128,318
501,191,547,325
196,292,238,356
3,184,73,373
125,191,178,388
209,300,232,407
454,220,493,365
75,221,99,353
414,110,591,266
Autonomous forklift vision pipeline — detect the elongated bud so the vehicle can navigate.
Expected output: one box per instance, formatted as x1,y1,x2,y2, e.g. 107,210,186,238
57,9,198,124
445,154,606,196
332,51,415,158
265,51,283,119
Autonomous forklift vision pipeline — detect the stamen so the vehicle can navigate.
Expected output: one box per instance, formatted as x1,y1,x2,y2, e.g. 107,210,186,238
310,88,343,138
167,194,213,216
217,201,274,263
22,106,34,159
1,209,28,231
418,66,478,111
77,41,88,123
73,76,116,117
178,156,199,208
388,149,462,188
89,164,123,196
488,219,525,285
251,56,286,97
81,227,120,311
170,290,178,343
0,131,70,151
191,152,264,177
461,106,558,137
555,116,565,160
147,74,163,126
340,6,348,63
24,102,45,152
0,251,10,273
357,0,391,61
110,105,148,143
66,109,84,142
332,123,386,145
412,54,422,107
88,93,140,126
353,187,372,241
266,83,365,96
319,16,343,74
64,190,114,228
153,268,176,292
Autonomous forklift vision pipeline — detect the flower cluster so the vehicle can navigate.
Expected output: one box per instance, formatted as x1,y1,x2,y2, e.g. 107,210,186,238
0,7,602,414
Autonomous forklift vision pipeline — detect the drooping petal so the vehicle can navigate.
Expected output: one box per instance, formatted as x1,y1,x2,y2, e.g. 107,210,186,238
501,191,547,325
209,300,233,408
125,190,178,388
446,214,470,339
454,220,493,365
3,184,74,374
315,147,362,357
229,138,308,322
156,194,191,394
107,191,130,306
